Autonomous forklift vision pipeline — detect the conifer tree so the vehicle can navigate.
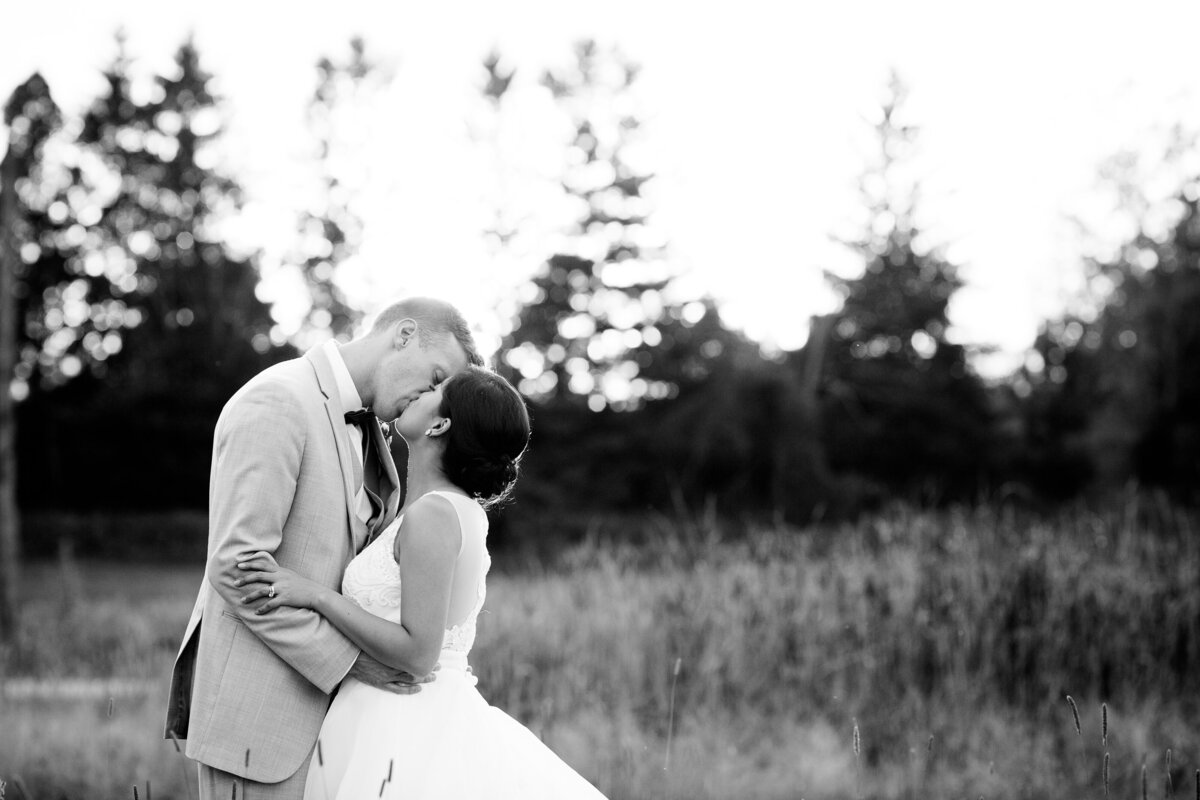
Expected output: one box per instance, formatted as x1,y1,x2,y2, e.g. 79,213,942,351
1025,129,1200,501
0,72,61,640
76,34,287,402
496,40,717,413
9,34,291,512
820,72,994,498
290,36,389,343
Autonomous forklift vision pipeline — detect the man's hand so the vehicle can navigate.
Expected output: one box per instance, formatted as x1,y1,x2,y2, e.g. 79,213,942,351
347,652,437,695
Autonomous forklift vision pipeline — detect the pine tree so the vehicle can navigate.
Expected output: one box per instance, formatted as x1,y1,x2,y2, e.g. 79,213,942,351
7,73,119,396
76,33,287,403
819,72,994,499
0,72,62,640
478,41,764,520
6,34,291,512
289,36,390,344
496,40,706,413
1025,129,1200,501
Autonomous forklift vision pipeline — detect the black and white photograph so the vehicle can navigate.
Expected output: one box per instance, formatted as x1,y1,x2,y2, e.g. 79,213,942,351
1,2,1199,798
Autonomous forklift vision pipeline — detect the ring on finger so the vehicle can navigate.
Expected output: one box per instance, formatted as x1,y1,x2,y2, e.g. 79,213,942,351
268,584,276,599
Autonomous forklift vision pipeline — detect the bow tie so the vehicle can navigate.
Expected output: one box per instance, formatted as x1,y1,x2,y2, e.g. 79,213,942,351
345,408,378,430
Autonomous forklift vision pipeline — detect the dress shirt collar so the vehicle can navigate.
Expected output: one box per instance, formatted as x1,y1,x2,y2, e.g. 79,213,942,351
322,339,365,415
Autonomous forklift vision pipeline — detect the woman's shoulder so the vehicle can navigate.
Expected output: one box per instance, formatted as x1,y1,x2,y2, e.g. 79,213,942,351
422,490,482,509
420,491,490,548
428,491,489,531
394,492,466,561
410,490,468,515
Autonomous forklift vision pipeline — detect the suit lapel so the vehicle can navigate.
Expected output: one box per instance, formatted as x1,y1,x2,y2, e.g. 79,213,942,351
305,346,368,552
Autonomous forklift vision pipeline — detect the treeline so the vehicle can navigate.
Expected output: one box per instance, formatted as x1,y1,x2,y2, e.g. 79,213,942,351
3,35,375,517
2,38,1198,554
483,51,1200,537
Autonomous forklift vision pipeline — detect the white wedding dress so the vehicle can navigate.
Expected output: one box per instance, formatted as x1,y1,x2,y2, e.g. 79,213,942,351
303,490,607,800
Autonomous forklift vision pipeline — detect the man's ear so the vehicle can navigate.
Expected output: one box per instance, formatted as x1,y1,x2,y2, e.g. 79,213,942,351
393,318,418,350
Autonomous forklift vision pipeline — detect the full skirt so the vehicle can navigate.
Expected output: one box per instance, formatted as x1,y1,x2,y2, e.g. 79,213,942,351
303,660,607,800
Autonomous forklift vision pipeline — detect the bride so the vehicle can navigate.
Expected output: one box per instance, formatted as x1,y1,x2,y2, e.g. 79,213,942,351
230,366,606,799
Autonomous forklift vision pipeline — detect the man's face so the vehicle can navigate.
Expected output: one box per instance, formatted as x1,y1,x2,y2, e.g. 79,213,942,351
373,331,470,422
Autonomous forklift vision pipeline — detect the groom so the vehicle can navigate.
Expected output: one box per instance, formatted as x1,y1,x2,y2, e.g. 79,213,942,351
166,297,481,799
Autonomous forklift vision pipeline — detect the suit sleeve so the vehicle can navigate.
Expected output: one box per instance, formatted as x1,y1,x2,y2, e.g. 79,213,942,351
205,380,359,693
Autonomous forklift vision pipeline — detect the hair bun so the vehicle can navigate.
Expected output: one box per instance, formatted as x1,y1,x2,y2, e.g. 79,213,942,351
454,453,520,502
437,367,531,508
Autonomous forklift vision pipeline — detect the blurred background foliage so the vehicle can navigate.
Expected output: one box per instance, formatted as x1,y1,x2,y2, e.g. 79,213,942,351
1,35,1199,565
3,32,1200,800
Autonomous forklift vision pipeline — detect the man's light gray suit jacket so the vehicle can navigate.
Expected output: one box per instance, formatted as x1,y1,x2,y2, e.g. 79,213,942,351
165,345,399,783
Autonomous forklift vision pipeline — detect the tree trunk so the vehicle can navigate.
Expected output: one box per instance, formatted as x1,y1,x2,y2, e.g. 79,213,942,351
772,314,837,519
0,148,21,642
796,314,835,476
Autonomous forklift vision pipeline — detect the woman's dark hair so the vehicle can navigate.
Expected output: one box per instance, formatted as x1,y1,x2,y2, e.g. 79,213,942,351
438,366,531,507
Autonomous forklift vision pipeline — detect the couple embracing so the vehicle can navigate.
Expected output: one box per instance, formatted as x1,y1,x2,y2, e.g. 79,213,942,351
165,298,606,799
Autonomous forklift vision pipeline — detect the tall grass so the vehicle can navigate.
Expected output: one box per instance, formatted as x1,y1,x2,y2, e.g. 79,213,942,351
1,500,1198,799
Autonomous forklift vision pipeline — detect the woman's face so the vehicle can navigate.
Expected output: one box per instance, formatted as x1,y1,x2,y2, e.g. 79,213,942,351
394,378,448,442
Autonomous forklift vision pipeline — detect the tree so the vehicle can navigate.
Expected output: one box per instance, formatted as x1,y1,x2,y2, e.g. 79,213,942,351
477,41,760,524
0,72,61,640
11,34,292,513
286,36,391,346
496,40,694,413
816,71,995,500
75,35,283,397
1025,129,1200,503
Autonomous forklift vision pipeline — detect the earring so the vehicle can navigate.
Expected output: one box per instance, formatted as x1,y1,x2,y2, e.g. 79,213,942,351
425,428,434,436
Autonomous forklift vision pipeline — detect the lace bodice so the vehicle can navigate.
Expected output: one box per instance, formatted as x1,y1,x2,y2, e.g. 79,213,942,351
341,491,490,660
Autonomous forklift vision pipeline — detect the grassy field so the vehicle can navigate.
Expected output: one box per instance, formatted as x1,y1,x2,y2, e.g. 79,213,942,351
1,499,1198,799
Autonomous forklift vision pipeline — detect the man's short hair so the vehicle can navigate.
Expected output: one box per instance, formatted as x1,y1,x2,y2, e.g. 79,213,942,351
369,297,483,367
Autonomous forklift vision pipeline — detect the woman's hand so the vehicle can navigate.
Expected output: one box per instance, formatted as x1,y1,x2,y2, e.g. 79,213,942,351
234,551,326,614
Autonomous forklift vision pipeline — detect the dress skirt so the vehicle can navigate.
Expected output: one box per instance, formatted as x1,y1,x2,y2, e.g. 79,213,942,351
303,654,607,800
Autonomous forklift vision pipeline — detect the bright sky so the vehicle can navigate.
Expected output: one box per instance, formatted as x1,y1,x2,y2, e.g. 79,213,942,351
4,0,1200,376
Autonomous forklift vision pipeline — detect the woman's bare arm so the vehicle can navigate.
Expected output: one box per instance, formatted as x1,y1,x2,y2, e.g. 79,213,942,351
234,494,462,677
